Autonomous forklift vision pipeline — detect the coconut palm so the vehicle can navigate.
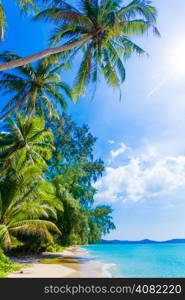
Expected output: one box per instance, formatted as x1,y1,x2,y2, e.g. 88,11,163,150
0,53,72,119
0,115,54,170
0,0,37,40
37,0,160,100
0,0,159,88
0,160,62,250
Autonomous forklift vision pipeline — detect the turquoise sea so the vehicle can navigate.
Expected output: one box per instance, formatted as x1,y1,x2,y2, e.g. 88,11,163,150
82,244,185,277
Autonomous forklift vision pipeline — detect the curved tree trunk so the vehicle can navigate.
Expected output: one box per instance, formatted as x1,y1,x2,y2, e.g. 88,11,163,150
0,35,91,71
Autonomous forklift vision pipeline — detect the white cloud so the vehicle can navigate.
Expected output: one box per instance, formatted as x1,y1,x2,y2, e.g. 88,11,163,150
94,145,185,204
108,140,115,144
109,143,127,162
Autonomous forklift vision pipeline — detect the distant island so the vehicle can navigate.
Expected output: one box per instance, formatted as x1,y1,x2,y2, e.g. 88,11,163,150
98,239,185,244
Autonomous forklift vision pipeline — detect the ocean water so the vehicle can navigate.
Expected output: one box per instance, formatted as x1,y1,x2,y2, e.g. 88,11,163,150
82,244,185,277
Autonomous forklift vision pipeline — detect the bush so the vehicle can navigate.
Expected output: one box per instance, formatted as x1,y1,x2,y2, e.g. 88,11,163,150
0,248,23,278
44,243,68,253
0,248,8,263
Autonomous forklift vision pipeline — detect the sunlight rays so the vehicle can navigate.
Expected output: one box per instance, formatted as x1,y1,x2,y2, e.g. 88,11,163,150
148,37,185,97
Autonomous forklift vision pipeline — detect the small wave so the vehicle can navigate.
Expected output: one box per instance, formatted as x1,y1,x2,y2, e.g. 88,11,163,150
102,263,116,278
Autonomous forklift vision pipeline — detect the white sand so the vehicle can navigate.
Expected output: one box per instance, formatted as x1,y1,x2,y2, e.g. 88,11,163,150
8,247,113,278
8,263,76,278
8,249,79,278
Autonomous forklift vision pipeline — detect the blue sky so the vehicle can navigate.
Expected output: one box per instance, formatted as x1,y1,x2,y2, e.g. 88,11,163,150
1,0,185,241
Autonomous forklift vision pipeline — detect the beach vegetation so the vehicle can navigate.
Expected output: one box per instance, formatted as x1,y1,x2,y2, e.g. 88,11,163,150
0,247,23,277
0,114,115,253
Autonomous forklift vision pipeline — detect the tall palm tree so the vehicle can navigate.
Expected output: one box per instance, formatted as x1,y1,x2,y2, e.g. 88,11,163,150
0,115,54,169
0,0,159,80
0,0,37,40
0,53,72,119
0,160,62,250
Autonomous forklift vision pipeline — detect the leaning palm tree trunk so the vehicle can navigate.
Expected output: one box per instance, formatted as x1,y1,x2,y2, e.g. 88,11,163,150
0,35,91,71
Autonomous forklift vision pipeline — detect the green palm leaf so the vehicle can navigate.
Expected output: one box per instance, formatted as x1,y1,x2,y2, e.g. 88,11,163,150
35,0,159,100
0,116,54,169
0,54,72,119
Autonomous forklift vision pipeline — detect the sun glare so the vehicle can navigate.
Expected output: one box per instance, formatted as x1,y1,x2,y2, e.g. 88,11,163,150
168,40,185,76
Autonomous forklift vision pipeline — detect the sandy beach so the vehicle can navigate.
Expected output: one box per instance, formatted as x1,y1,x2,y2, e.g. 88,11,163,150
8,247,113,278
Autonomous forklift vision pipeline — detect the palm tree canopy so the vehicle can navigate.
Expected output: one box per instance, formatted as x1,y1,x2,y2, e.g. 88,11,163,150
0,53,72,119
0,115,54,169
0,0,37,40
35,0,160,100
0,158,62,249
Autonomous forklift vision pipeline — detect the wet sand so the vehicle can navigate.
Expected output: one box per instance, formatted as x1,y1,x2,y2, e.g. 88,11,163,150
8,246,113,278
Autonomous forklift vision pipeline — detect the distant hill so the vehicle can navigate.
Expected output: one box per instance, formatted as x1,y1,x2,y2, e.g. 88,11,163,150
98,239,185,244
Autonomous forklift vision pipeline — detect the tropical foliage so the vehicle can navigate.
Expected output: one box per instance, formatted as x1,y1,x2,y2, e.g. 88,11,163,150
0,115,54,169
47,114,115,245
0,116,62,250
0,114,115,251
35,0,159,100
0,0,159,85
0,0,37,40
0,247,23,277
0,54,72,120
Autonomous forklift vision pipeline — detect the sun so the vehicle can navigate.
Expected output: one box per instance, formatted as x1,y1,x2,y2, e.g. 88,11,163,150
148,38,185,97
168,40,185,76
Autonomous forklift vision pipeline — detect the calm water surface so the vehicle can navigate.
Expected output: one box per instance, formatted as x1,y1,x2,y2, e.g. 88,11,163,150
82,244,185,277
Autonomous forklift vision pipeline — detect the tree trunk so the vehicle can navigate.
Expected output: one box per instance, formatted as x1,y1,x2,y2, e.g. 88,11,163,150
0,35,91,71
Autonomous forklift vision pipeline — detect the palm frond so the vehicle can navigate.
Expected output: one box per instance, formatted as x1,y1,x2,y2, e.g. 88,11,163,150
72,43,93,101
0,4,6,40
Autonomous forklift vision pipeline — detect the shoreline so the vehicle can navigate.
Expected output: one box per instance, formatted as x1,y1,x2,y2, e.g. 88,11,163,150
8,246,114,278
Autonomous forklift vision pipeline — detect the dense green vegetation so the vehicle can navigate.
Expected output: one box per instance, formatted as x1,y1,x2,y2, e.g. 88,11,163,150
0,248,23,277
0,0,158,276
0,114,115,252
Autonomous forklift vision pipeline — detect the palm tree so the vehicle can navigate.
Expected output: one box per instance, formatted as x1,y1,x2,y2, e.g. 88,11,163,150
0,2,5,40
0,53,72,119
0,160,62,250
0,0,37,40
0,115,54,170
0,0,159,80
